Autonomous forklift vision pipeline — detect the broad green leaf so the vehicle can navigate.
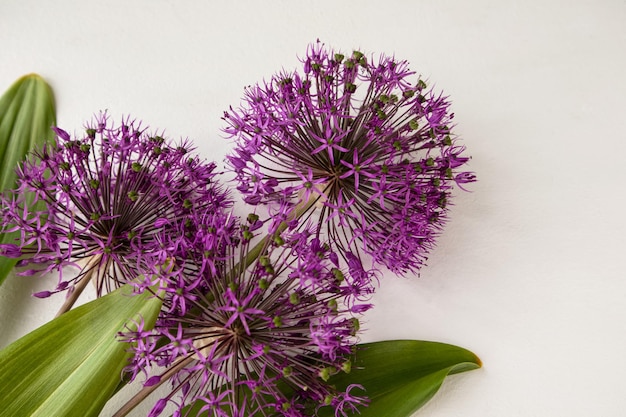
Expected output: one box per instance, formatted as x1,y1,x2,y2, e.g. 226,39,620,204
317,340,481,417
0,284,162,417
175,340,481,417
0,73,56,285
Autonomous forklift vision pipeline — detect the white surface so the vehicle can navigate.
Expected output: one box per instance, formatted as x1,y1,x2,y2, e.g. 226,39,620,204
1,0,625,416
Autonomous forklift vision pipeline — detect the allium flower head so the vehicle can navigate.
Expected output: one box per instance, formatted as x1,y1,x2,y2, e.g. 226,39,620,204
121,214,374,416
0,112,230,297
224,42,475,274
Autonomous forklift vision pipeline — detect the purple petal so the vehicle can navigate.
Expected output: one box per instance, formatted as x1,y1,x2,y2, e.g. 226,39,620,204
33,291,52,298
144,375,162,386
0,244,21,258
148,398,168,417
154,218,169,228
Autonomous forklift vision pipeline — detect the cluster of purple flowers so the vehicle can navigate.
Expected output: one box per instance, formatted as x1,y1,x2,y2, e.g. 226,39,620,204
0,112,230,298
122,213,374,416
0,42,473,416
224,41,474,274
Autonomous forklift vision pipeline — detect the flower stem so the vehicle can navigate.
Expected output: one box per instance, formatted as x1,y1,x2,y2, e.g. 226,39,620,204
112,355,195,417
54,255,102,317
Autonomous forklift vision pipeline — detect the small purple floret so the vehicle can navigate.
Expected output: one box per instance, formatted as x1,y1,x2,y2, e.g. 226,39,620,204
32,291,53,298
0,243,21,258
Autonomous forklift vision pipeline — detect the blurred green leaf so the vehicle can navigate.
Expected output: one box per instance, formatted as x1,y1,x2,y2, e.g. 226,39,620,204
0,73,56,285
177,340,481,417
0,284,162,417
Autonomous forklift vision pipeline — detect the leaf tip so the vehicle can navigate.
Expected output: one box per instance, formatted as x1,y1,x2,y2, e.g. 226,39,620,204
17,73,44,82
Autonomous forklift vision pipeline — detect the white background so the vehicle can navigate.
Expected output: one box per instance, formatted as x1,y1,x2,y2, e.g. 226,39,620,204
1,1,625,416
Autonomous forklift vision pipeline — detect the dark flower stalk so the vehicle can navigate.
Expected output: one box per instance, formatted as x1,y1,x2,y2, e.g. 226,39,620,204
0,112,230,314
118,212,375,417
224,41,475,274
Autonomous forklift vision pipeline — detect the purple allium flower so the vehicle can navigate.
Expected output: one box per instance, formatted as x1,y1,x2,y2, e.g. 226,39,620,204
224,41,475,274
0,112,230,297
121,213,374,417
135,209,240,316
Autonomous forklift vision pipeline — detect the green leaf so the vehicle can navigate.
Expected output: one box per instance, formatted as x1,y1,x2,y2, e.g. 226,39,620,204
318,340,481,417
175,340,481,417
0,73,56,285
0,284,162,417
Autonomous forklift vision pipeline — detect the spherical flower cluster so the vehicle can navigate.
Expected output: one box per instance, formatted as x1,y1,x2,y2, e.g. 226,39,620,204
121,213,375,417
0,112,230,298
224,41,475,274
